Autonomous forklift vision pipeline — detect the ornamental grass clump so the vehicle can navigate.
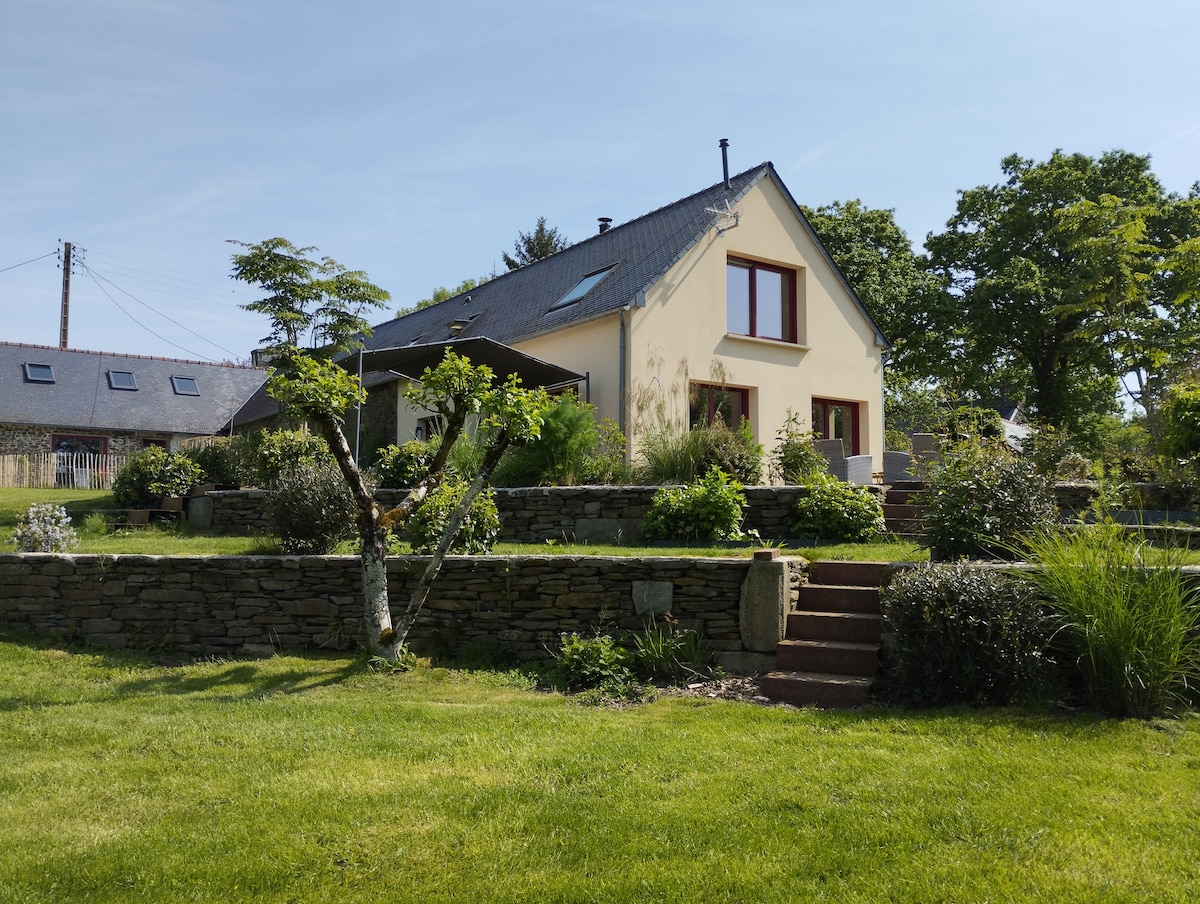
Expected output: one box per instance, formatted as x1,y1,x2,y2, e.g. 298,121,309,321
11,502,78,553
1021,522,1200,718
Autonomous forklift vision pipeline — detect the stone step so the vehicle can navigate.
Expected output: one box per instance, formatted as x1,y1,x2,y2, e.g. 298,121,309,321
885,484,927,505
807,560,890,588
775,639,880,676
760,670,873,708
796,584,881,615
787,610,882,644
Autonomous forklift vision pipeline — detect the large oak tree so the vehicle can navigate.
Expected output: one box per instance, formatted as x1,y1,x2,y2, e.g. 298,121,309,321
925,150,1200,434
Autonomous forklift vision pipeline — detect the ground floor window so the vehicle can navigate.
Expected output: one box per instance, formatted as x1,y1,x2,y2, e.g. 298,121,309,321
812,398,859,455
414,416,444,441
51,434,107,455
690,383,749,429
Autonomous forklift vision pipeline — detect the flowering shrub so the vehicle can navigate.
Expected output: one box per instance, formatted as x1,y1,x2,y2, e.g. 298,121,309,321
793,473,885,542
11,503,79,553
922,440,1056,560
405,480,501,555
266,459,356,555
640,467,747,542
112,446,203,507
881,564,1055,707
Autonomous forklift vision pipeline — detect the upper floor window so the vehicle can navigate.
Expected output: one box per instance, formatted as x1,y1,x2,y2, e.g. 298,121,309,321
24,363,55,383
107,370,137,391
726,258,797,343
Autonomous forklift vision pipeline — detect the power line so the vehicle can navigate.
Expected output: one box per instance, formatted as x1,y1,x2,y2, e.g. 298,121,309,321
84,251,257,308
0,250,58,273
79,262,241,361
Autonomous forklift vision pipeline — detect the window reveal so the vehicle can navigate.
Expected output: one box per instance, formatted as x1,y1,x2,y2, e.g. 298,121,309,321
726,259,796,343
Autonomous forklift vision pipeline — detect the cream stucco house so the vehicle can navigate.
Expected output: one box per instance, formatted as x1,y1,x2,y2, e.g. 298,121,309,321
352,162,888,479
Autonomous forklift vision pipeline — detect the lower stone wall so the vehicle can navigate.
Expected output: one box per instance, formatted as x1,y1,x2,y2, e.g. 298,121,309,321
200,485,872,543
0,553,800,673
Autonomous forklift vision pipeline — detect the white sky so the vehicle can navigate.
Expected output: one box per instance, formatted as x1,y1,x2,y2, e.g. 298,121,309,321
3,0,1198,364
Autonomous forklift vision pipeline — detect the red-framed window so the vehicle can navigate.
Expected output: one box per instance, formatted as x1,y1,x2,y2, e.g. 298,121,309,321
690,383,749,429
51,434,108,455
812,398,859,455
726,258,797,343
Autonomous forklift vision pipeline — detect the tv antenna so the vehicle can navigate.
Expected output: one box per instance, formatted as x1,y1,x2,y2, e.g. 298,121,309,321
706,199,741,236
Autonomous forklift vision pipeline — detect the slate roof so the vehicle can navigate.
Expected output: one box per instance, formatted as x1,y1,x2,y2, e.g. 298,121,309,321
0,342,268,436
367,162,886,352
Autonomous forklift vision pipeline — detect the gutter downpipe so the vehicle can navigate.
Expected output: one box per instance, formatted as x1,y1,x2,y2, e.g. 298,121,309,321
353,345,364,465
618,307,628,438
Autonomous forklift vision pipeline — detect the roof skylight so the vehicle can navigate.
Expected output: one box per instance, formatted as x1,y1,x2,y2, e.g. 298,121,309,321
549,265,616,312
23,363,55,383
171,375,200,396
107,370,137,391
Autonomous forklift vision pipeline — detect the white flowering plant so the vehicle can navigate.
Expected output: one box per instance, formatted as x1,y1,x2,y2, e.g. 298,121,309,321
11,502,79,553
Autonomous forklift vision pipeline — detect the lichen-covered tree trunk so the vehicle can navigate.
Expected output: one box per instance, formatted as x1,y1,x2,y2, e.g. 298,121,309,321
314,418,401,658
394,434,511,649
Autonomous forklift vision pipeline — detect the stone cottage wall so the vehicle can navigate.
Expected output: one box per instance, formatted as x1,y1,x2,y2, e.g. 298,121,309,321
0,424,163,457
0,552,799,673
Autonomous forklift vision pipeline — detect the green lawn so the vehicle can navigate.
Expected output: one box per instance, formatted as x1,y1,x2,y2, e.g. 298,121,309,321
0,639,1197,903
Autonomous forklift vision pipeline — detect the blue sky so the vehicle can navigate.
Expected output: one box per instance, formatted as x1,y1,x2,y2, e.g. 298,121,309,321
3,0,1198,364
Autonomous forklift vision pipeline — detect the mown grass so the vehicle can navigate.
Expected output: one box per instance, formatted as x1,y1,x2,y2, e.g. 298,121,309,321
1,639,1198,903
0,488,927,561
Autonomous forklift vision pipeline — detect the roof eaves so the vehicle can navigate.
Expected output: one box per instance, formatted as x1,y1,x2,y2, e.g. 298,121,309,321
636,164,770,299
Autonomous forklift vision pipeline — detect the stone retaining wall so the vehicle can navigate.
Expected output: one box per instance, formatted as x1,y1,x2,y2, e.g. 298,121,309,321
196,485,875,543
0,552,800,673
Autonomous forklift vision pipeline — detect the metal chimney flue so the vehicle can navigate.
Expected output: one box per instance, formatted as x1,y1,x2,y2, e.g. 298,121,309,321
719,138,730,190
598,217,612,234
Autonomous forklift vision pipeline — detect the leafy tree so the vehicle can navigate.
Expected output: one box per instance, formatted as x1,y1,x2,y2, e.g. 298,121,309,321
801,200,950,383
501,216,570,270
1160,381,1200,473
230,238,550,659
397,277,488,317
925,150,1200,435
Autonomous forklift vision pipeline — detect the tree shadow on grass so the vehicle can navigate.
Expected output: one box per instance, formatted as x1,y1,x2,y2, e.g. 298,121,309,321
1,633,363,705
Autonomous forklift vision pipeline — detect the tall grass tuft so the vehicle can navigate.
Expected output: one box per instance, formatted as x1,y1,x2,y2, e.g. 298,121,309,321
1021,522,1200,718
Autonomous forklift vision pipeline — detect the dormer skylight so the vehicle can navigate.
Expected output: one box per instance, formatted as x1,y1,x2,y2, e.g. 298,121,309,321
448,314,479,335
171,375,200,396
24,363,55,383
107,370,137,391
549,265,616,312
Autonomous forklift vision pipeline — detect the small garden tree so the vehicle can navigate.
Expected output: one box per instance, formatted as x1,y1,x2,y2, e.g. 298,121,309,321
230,238,550,660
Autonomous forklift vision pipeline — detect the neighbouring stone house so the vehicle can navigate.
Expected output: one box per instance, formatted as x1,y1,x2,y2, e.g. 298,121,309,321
0,341,267,459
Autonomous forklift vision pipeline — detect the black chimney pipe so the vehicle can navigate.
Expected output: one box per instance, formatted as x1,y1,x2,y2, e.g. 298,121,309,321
598,217,612,234
719,138,730,190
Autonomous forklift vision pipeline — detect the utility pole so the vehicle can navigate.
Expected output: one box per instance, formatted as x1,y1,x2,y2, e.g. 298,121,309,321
59,241,72,349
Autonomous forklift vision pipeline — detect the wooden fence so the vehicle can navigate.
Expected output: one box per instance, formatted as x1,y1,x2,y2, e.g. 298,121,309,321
0,453,129,490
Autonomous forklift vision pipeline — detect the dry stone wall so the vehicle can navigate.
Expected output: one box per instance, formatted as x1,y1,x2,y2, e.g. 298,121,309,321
201,485,843,543
0,552,798,672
